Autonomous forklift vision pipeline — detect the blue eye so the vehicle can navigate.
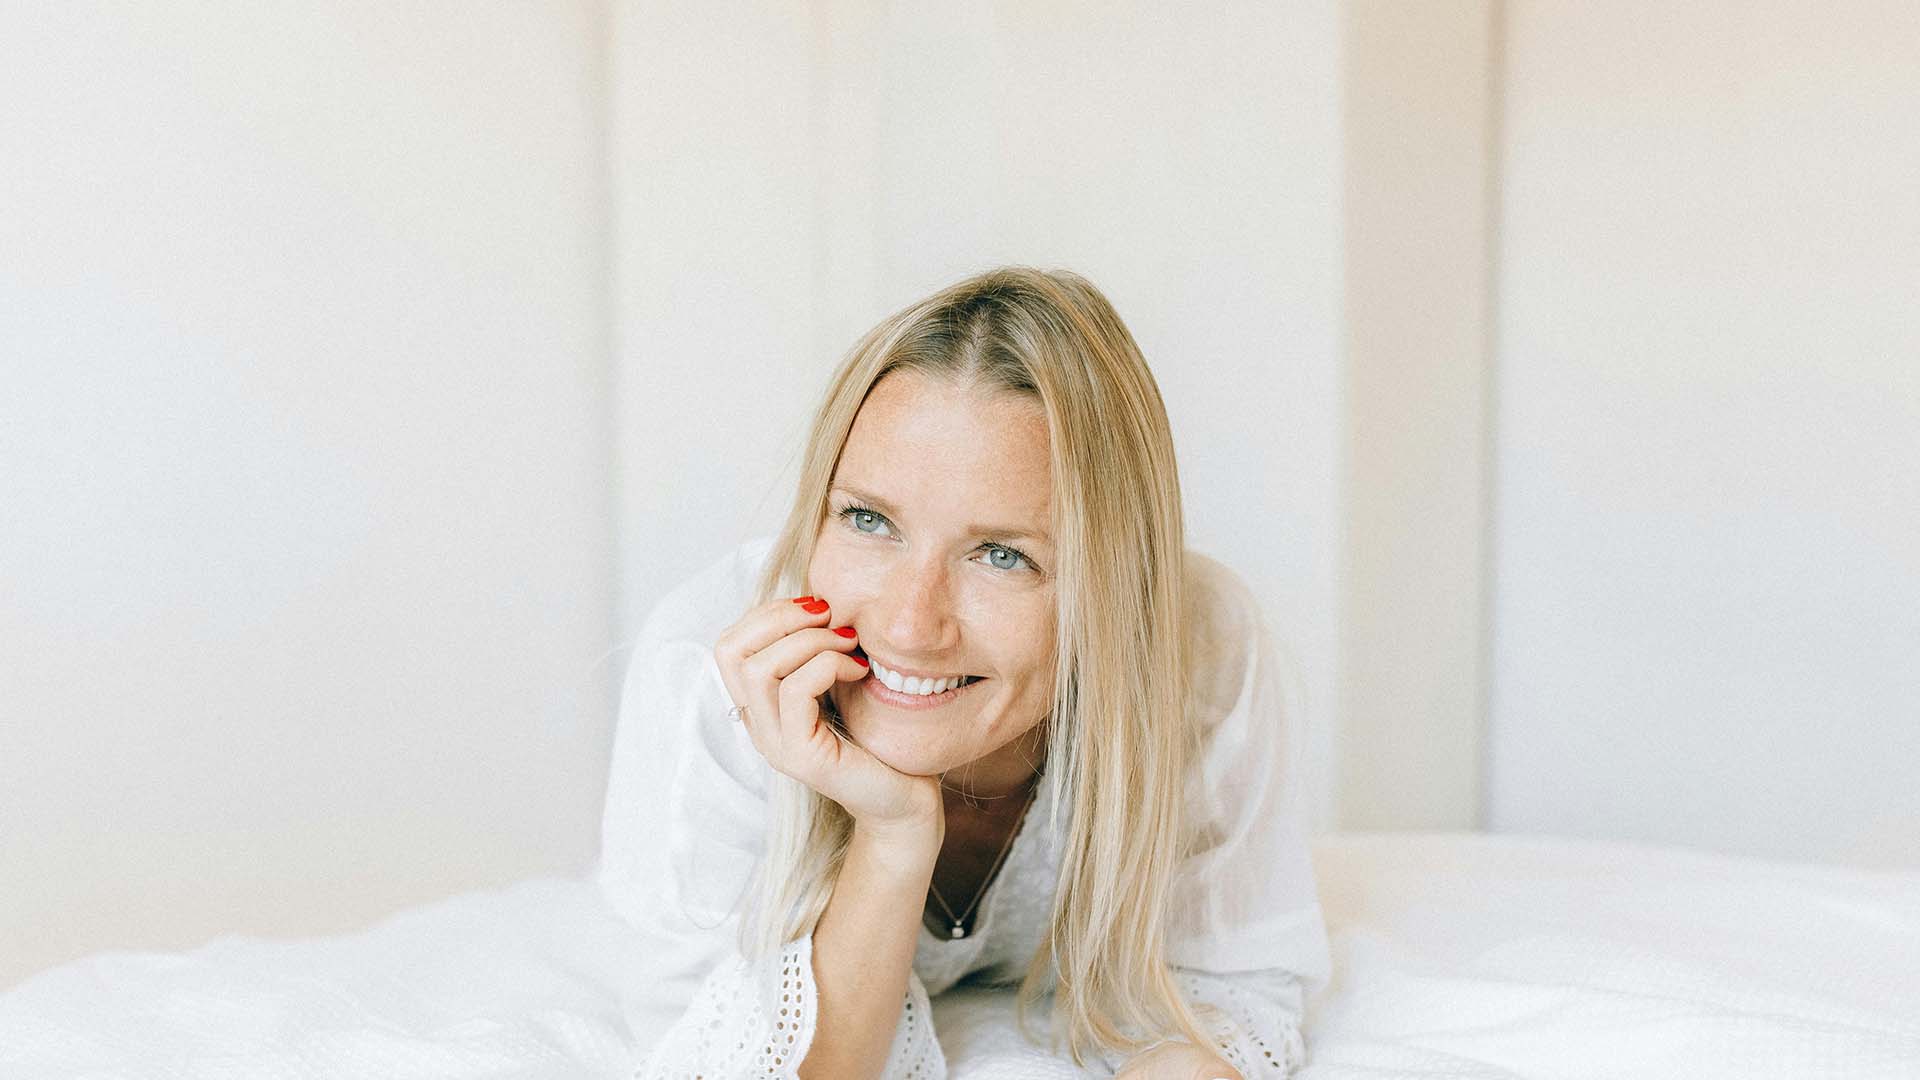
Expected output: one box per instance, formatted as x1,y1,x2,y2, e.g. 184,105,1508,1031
983,545,1026,572
833,504,1038,575
843,506,890,536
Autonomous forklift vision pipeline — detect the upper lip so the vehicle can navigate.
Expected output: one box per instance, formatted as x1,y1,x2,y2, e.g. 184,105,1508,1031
859,650,980,681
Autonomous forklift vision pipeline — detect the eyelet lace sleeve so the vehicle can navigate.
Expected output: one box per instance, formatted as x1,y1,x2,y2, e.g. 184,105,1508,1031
1176,968,1309,1078
602,541,949,1078
635,929,948,1079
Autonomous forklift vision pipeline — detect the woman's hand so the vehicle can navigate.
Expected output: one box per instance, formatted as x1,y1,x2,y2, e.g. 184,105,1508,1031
714,595,942,832
1113,1039,1241,1080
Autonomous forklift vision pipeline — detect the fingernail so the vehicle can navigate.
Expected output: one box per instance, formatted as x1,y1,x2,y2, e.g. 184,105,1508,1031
790,595,816,604
833,626,857,638
852,654,869,666
802,599,829,614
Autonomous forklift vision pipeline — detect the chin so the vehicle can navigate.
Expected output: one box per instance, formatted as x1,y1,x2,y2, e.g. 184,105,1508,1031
854,727,944,776
869,746,943,778
834,703,944,776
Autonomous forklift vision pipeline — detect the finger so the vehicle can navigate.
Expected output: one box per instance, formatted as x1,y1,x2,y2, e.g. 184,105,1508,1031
716,595,831,670
774,649,872,753
714,596,833,704
736,673,787,765
741,624,865,691
732,618,860,764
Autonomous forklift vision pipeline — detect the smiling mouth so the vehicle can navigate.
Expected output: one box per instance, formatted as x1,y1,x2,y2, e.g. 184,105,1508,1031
850,646,986,691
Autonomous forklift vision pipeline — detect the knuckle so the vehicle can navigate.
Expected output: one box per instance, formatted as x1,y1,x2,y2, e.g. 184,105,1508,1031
807,646,836,672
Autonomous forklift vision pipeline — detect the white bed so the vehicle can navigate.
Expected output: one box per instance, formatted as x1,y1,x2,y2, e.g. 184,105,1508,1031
4,832,1915,1079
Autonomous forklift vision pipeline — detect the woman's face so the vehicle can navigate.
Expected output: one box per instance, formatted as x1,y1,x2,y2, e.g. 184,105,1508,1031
810,370,1056,791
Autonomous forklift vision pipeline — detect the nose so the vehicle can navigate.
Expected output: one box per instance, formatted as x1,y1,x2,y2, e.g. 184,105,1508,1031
873,550,957,655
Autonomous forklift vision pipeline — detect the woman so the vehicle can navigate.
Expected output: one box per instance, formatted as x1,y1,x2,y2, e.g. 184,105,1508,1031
603,267,1330,1078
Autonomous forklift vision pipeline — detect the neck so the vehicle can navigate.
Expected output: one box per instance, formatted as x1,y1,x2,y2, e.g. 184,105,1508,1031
941,724,1047,805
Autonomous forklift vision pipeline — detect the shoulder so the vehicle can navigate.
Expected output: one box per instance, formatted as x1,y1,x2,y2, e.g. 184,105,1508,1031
616,533,781,788
1180,549,1270,726
1181,548,1264,645
635,534,779,651
599,536,781,909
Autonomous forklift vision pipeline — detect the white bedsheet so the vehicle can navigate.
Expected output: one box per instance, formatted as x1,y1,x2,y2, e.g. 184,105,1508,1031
3,832,1915,1079
1300,833,1920,1079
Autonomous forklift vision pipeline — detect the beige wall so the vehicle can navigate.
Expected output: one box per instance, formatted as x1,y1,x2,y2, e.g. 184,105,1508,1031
0,3,618,989
613,0,1351,834
7,0,1913,996
1335,0,1919,870
1338,0,1498,832
1484,0,1920,868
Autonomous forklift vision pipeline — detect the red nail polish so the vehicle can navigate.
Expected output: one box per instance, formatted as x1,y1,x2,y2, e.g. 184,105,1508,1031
852,654,869,666
790,596,816,604
833,626,856,638
802,599,829,614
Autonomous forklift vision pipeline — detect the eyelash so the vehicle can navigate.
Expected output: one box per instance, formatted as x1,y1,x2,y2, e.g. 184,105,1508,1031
831,503,1039,574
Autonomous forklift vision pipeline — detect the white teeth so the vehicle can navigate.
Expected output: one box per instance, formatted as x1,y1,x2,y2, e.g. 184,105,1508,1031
871,660,971,696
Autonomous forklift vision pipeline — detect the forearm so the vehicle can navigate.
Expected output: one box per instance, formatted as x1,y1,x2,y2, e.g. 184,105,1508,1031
1115,1038,1241,1080
798,816,942,1080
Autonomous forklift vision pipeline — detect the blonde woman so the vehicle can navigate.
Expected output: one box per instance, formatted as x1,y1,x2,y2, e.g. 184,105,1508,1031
601,266,1330,1078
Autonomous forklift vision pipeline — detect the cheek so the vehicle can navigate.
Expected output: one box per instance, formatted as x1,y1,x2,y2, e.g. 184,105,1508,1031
805,543,849,594
809,561,862,604
989,617,1056,686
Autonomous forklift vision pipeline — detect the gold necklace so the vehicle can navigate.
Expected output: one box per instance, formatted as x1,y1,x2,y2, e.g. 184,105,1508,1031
927,775,1040,940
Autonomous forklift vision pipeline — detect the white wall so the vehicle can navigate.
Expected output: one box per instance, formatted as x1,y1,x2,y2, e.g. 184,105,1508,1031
1338,1,1497,833
1485,1,1920,868
9,0,1910,996
613,0,1349,833
0,3,618,988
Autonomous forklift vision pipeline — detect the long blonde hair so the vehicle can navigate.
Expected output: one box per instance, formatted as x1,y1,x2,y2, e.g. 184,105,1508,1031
738,265,1220,1065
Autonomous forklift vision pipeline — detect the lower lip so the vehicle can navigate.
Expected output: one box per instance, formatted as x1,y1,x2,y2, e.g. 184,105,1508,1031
862,672,985,710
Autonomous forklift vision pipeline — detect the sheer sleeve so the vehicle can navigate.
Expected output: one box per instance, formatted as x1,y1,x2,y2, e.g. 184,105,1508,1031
1156,554,1332,1076
1174,968,1308,1077
597,539,948,1079
636,928,947,1079
636,933,819,1077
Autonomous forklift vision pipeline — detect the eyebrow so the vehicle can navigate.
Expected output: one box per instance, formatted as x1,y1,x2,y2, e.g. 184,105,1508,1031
828,484,1052,546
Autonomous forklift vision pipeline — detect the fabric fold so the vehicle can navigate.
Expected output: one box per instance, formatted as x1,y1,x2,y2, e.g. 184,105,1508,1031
636,929,948,1079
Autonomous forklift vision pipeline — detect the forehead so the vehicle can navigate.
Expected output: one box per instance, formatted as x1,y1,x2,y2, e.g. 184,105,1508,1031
835,372,1052,537
844,371,1048,458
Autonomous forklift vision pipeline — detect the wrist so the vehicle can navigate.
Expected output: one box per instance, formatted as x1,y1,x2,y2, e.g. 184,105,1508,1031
852,811,942,866
855,786,944,844
1117,1037,1239,1080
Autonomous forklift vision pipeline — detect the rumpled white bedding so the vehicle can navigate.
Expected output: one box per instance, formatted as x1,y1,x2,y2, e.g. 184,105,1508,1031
3,832,1915,1079
1301,833,1920,1079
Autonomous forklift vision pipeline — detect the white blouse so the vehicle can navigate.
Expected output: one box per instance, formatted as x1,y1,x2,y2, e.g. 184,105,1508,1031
598,536,1330,1078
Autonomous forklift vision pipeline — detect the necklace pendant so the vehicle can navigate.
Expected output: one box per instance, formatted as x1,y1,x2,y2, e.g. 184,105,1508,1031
951,924,966,939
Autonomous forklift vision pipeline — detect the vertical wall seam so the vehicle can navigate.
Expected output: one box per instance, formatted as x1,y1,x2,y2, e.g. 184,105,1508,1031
591,0,628,737
1329,0,1354,837
1474,0,1509,832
